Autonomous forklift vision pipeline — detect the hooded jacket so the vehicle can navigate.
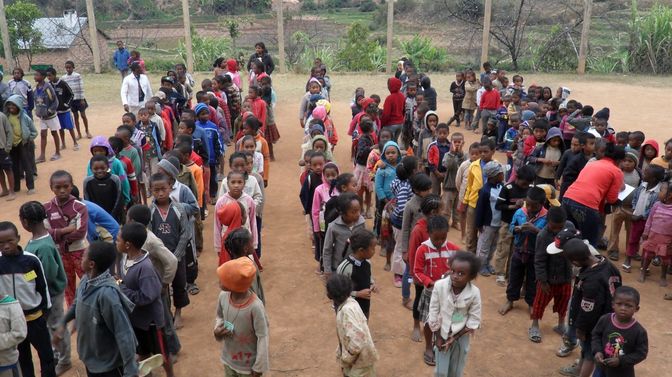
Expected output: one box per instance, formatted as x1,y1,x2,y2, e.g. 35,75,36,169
380,77,405,126
0,247,51,316
639,139,659,169
413,239,460,288
0,295,26,367
421,76,437,111
3,95,36,145
417,110,438,165
527,126,565,171
311,134,333,161
374,141,401,201
87,136,131,205
33,81,59,119
347,97,380,138
0,112,10,153
322,215,366,272
312,162,340,232
534,221,575,285
64,271,139,376
463,158,487,208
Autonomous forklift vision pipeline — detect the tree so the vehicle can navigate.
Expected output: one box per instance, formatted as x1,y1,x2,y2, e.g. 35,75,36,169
337,22,379,71
6,0,44,68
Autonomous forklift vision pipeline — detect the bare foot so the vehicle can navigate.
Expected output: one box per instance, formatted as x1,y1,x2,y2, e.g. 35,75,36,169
0,191,7,198
411,327,422,342
6,193,16,201
174,315,184,329
660,279,668,287
637,272,646,283
402,298,413,311
499,301,514,316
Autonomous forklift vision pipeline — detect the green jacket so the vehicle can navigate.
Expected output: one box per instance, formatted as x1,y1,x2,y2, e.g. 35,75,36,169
25,235,67,297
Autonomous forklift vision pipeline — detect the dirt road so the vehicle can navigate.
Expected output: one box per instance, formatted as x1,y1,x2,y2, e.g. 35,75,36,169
8,73,670,376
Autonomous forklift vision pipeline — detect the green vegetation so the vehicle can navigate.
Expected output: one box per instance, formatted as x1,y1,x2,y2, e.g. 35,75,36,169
4,0,44,68
399,35,449,72
335,22,384,72
628,3,672,74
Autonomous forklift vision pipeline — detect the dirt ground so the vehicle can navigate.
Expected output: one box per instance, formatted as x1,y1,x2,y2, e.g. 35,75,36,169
8,72,671,377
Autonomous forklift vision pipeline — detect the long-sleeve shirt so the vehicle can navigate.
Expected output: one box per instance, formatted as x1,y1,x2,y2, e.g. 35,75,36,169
51,79,73,113
113,48,130,70
141,229,178,285
120,253,164,331
62,72,85,100
83,174,124,222
44,196,89,253
34,82,58,119
534,221,574,285
413,240,459,288
428,278,481,339
475,181,503,228
479,88,500,110
0,248,51,317
120,73,152,107
400,195,423,259
335,298,378,371
643,201,672,237
591,313,648,377
323,216,366,273
214,193,257,252
564,157,624,211
25,235,67,298
0,295,27,367
149,201,190,260
215,292,269,374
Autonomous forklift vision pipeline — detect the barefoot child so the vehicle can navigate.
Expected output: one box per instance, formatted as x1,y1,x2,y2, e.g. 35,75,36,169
429,251,482,377
214,257,269,376
45,68,79,151
455,142,480,243
5,95,36,195
326,274,378,376
639,182,672,286
62,61,91,139
475,161,505,276
592,286,648,377
224,228,265,303
336,228,378,319
414,216,460,366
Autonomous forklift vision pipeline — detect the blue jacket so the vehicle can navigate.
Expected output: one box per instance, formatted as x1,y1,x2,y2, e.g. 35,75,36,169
64,271,138,376
84,200,120,243
475,181,503,228
33,82,58,119
196,119,224,165
631,183,659,219
510,206,548,253
375,141,401,200
113,48,130,70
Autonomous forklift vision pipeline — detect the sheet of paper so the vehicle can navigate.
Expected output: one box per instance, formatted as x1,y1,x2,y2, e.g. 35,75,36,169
618,184,635,201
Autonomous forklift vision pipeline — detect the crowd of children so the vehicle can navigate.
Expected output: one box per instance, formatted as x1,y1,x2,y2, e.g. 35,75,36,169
0,51,668,377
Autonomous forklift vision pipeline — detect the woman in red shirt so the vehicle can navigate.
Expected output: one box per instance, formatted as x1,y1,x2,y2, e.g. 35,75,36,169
562,144,625,246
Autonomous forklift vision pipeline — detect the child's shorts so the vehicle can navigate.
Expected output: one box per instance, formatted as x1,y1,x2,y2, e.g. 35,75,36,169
417,286,433,323
134,324,169,360
57,111,74,130
39,116,61,131
353,164,372,191
70,99,88,112
0,150,11,170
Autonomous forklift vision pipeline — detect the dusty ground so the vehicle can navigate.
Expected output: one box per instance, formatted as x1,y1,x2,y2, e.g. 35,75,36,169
8,72,671,376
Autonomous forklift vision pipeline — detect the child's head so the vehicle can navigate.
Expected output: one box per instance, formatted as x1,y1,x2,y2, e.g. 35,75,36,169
410,173,433,198
467,142,480,162
350,228,377,260
450,132,464,151
19,201,47,233
243,116,262,136
482,77,492,91
216,257,257,293
175,142,192,164
612,286,640,322
323,162,339,184
449,251,481,287
308,80,321,95
12,67,24,80
621,151,638,173
420,194,443,217
486,118,497,132
90,155,110,180
576,132,596,155
145,100,156,116
532,120,548,141
248,84,261,99
82,241,117,276
643,165,665,186
664,138,672,161
34,70,46,83
334,173,356,194
326,274,352,307
406,82,417,97
396,155,419,182
520,126,532,138
241,135,256,154
244,152,255,174
337,192,362,225
126,204,152,226
115,125,133,145
359,118,374,136
515,165,535,190
378,128,393,148
310,152,326,176
546,206,567,234
50,170,73,203
483,161,504,184
546,128,563,149
455,71,464,81
312,136,328,155
178,119,196,135
228,151,248,176
465,70,476,82
628,131,645,149
512,74,523,86
116,223,147,254
562,238,596,268
226,171,246,199
479,139,496,162
616,131,630,147
435,123,449,142
0,222,20,256
122,112,136,127
224,228,253,259
137,108,150,124
427,215,449,248
6,100,19,115
383,142,400,166
149,173,172,204
525,186,546,215
416,102,429,122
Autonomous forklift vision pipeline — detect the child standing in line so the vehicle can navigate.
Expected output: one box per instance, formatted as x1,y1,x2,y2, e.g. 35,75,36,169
375,141,401,270
637,140,657,171
241,116,270,186
390,156,419,287
5,95,37,195
116,125,145,204
638,183,672,286
328,275,378,376
137,108,163,179
559,132,596,198
475,161,504,276
83,155,124,222
592,286,648,377
414,215,460,366
109,136,139,205
87,136,131,206
456,142,480,242
62,61,91,139
312,162,340,240
0,293,27,377
528,126,565,185
195,103,224,203
499,187,548,316
34,70,60,163
442,133,465,228
429,251,482,377
323,193,366,275
149,173,191,329
623,165,664,272
417,111,438,171
650,138,672,170
19,201,70,375
607,151,641,261
336,228,378,319
447,72,465,128
354,119,375,218
45,68,78,151
44,170,88,306
215,171,258,259
463,139,496,253
223,228,265,303
241,135,264,176
461,70,478,129
0,221,56,377
8,68,34,116
427,123,452,195
0,110,15,201
117,223,175,377
214,257,269,376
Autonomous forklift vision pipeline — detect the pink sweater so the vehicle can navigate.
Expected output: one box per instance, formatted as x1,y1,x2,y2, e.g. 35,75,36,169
214,193,257,252
643,201,672,237
311,183,339,232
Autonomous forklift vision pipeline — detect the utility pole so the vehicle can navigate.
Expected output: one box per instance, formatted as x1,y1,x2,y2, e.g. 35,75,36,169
480,0,492,70
276,0,286,73
0,0,13,69
386,0,394,74
181,0,194,72
577,0,593,75
85,0,101,73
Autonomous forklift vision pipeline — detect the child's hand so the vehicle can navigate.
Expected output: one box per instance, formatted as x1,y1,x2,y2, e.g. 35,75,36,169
604,357,620,368
515,199,524,208
214,325,230,340
594,352,605,365
355,289,371,299
442,336,456,351
370,284,379,293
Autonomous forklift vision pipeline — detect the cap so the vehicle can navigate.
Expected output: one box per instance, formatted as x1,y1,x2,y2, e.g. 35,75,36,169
160,76,174,84
483,161,504,178
216,257,257,293
537,184,561,207
156,91,167,100
547,228,599,256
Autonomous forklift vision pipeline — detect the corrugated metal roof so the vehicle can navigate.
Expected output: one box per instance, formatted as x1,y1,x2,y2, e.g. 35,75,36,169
18,17,88,50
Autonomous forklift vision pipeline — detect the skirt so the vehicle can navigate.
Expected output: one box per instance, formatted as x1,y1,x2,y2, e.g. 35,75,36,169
353,164,373,191
641,231,672,260
417,286,434,323
264,122,280,144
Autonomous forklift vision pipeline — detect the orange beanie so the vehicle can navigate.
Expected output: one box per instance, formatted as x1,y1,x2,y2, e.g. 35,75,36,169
216,257,257,293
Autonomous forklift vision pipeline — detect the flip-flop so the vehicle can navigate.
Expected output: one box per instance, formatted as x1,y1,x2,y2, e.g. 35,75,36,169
528,327,542,343
423,351,436,366
50,155,61,161
35,157,46,164
138,354,164,377
187,284,200,295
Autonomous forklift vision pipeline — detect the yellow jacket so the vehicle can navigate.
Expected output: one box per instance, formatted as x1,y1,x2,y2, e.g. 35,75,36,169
463,159,484,208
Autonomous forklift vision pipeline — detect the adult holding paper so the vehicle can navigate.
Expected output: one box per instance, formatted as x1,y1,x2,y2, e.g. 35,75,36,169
562,144,625,246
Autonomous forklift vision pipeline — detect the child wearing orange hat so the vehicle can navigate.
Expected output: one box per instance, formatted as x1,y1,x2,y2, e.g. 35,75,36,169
215,257,269,376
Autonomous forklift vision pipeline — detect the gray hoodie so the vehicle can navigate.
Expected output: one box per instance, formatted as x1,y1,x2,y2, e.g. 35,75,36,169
3,94,37,145
322,215,366,272
0,295,26,367
64,271,138,377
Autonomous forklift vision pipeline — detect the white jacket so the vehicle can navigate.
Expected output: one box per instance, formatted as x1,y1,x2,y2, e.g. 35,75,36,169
120,73,153,107
428,277,481,339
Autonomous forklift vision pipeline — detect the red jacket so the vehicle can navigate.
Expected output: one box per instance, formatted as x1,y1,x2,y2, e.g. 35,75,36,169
479,88,501,110
44,196,89,253
380,77,405,126
524,135,545,157
408,218,429,283
563,157,624,212
413,239,460,288
160,107,174,150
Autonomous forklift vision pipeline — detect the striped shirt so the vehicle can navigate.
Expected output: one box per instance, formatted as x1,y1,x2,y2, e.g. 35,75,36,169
390,178,413,228
62,72,84,100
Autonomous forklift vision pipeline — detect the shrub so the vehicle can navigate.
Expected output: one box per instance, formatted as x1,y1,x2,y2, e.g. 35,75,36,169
302,0,317,11
399,35,448,72
336,22,379,71
178,33,231,71
628,4,672,74
359,0,378,12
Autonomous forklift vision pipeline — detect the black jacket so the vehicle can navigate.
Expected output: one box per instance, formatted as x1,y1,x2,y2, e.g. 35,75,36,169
247,53,275,75
534,221,574,285
569,257,622,340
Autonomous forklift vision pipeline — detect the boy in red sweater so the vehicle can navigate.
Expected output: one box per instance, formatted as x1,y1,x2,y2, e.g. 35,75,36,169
413,215,459,366
479,77,501,133
380,77,405,140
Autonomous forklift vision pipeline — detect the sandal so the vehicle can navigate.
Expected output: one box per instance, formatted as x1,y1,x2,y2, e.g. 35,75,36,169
187,283,200,295
608,251,619,261
664,293,672,300
423,351,436,366
35,157,46,164
50,154,61,161
528,327,542,343
621,263,631,273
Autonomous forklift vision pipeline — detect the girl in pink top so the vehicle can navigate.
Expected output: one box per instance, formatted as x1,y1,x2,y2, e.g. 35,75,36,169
311,162,340,233
214,171,257,256
639,184,672,286
224,59,242,90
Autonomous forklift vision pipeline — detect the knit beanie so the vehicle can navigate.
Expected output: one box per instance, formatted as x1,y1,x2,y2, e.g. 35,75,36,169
194,103,209,116
216,257,257,293
594,107,610,120
157,158,179,180
624,150,639,166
